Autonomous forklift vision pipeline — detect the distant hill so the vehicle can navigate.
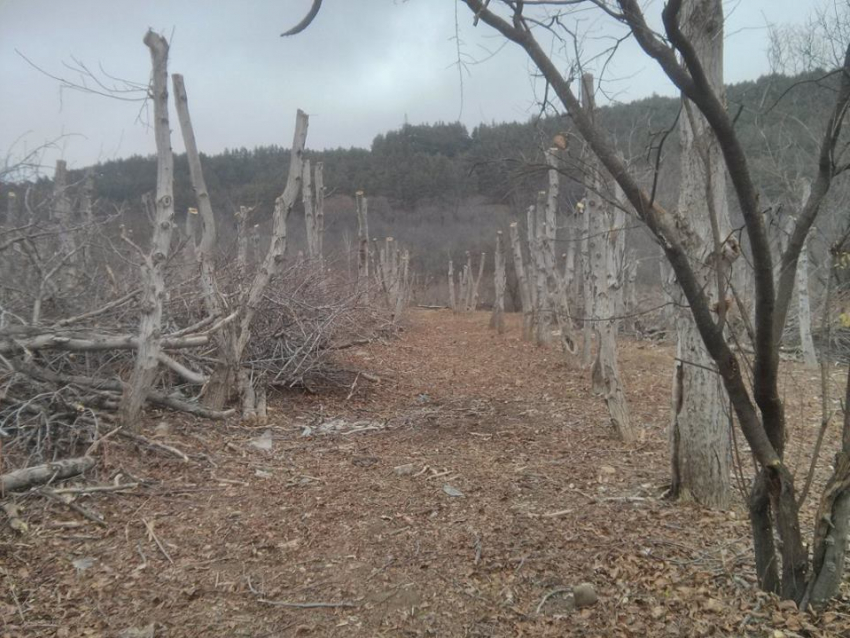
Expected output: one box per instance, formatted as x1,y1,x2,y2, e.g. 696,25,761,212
1,69,839,293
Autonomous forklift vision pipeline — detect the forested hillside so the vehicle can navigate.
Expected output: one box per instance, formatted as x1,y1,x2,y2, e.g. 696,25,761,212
13,68,836,296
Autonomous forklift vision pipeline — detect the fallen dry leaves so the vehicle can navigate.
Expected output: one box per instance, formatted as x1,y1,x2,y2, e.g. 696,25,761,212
1,310,848,637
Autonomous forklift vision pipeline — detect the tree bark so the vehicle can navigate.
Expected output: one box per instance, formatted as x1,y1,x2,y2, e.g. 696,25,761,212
234,110,309,359
584,158,633,439
235,206,252,277
303,158,316,258
314,161,325,262
509,222,532,339
356,191,369,301
532,193,551,344
490,231,506,333
470,252,485,311
173,72,239,411
594,180,633,440
794,180,818,367
120,30,175,430
52,159,79,298
580,75,595,366
668,0,731,508
448,259,457,312
1,457,95,494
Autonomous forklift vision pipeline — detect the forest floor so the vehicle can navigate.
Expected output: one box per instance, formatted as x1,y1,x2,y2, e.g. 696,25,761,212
2,309,849,637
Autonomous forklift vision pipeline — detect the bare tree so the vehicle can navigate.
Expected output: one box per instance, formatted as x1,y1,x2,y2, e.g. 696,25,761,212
458,0,850,605
794,180,819,367
119,30,176,430
509,221,533,338
581,76,633,442
356,191,369,300
665,0,734,508
490,230,506,333
448,258,457,311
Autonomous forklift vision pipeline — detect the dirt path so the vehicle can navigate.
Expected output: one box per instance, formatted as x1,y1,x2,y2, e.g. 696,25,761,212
2,310,846,637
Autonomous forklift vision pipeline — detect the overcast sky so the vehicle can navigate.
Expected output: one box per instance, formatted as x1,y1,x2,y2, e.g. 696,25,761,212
0,0,815,174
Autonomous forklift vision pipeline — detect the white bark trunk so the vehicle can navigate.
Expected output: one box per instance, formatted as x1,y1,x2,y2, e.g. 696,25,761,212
120,31,175,429
81,170,94,265
1,457,95,493
509,221,532,339
448,259,457,312
393,248,409,321
624,255,638,333
470,252,485,311
314,161,325,262
302,158,316,258
235,206,251,278
670,0,731,508
53,159,78,287
580,78,595,366
589,182,633,441
490,231,506,333
356,191,369,301
525,204,538,312
173,72,241,411
796,180,818,367
533,193,550,344
578,73,632,440
564,203,579,304
236,110,309,355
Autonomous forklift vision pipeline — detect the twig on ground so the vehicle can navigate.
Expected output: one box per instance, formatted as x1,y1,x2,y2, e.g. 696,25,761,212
345,372,360,401
52,482,139,495
540,508,574,518
142,518,174,564
257,599,359,609
39,487,107,527
119,431,190,462
85,425,122,456
535,588,573,615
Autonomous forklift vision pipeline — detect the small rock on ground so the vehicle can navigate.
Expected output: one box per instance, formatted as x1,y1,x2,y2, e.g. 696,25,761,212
573,583,598,608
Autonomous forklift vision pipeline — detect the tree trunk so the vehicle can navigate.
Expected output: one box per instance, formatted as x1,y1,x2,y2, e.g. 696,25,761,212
80,170,95,266
585,177,633,441
183,207,199,273
490,231,506,333
580,76,595,367
581,204,596,367
176,96,308,412
315,161,325,262
1,457,95,493
393,248,409,321
533,193,551,344
173,72,241,411
448,259,457,311
235,206,251,278
525,204,538,313
624,256,638,333
303,158,316,258
356,191,369,301
509,222,532,339
470,252,485,311
120,31,175,430
564,201,579,305
795,180,818,367
234,110,309,357
52,159,79,295
669,0,731,508
542,149,577,354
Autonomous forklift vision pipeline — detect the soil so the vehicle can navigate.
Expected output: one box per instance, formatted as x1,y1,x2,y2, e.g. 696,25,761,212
2,309,849,637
